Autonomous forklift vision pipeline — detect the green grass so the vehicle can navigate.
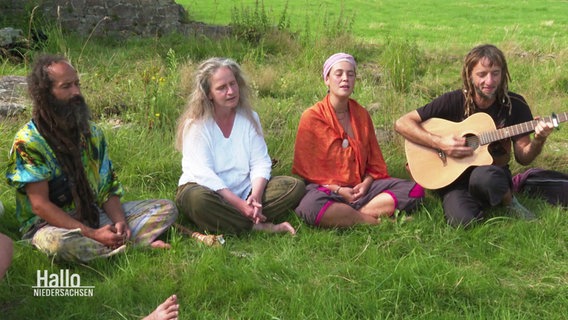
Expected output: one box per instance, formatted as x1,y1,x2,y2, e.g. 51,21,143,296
1,0,568,319
181,0,568,48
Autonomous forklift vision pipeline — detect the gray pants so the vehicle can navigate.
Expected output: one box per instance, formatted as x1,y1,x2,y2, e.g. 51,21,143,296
438,165,512,227
295,178,424,226
175,176,305,235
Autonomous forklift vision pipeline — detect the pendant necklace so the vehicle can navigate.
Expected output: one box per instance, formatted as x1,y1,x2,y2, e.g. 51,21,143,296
336,107,350,148
342,133,349,148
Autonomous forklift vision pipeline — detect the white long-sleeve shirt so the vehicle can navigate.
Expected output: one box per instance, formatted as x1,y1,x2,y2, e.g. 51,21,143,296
178,110,272,199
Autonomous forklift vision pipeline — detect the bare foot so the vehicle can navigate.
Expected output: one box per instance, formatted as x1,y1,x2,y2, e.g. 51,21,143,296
150,240,171,249
252,222,296,235
143,294,179,320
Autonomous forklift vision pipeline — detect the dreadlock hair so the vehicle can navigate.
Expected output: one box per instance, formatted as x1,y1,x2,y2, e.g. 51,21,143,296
461,44,512,118
28,54,99,228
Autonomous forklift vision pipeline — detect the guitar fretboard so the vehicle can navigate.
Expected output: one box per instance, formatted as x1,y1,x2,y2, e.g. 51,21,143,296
478,112,567,145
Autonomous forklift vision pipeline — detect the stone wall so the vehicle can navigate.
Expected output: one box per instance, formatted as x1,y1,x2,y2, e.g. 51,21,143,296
0,0,28,25
0,0,188,38
0,76,27,119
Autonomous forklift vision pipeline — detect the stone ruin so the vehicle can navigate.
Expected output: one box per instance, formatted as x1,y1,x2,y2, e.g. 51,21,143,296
0,76,27,119
0,0,232,118
0,0,231,38
2,0,184,37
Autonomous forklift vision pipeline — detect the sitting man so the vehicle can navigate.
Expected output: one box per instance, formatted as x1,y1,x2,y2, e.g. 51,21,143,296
395,44,555,227
6,54,178,262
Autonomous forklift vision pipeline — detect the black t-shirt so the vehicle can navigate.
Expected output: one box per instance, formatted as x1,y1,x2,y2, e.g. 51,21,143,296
416,89,534,162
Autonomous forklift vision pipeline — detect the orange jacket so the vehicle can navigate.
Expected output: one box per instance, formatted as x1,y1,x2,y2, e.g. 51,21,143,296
292,95,389,186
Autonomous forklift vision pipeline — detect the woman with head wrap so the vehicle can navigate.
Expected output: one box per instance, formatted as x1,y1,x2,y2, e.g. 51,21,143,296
292,53,424,228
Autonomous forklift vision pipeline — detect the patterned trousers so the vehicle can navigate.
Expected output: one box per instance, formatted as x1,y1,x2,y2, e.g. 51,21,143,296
30,199,178,262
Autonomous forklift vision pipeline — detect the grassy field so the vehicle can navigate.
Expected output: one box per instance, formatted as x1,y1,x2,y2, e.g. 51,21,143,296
1,0,567,319
181,0,568,47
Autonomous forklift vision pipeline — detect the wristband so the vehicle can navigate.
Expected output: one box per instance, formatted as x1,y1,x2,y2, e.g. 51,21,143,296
334,186,342,194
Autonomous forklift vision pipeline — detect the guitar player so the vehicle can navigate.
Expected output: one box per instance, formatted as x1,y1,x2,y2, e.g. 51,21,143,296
394,44,556,227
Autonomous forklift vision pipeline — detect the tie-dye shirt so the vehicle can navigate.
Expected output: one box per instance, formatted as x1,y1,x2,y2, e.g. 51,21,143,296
6,120,124,234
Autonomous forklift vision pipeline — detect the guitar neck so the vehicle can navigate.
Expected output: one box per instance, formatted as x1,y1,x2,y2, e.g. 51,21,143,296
478,111,567,145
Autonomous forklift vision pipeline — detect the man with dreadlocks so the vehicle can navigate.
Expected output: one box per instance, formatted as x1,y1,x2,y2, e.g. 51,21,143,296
395,44,555,227
6,54,178,262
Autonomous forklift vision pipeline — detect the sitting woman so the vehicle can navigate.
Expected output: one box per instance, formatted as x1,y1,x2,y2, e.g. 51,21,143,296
175,57,305,235
292,53,424,228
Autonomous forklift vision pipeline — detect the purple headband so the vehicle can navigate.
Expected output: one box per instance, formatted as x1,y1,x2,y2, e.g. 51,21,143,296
322,53,356,81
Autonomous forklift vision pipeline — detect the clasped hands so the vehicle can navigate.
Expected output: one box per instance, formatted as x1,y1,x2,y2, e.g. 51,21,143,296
335,183,369,203
242,196,266,224
89,221,131,249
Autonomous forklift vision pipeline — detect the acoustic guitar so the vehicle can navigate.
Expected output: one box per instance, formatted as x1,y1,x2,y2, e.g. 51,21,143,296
404,111,567,189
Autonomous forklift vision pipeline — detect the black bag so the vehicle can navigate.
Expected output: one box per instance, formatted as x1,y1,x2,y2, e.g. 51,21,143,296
513,168,568,207
48,174,73,207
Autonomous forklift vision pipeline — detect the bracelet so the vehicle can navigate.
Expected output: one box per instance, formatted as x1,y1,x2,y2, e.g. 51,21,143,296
334,186,342,194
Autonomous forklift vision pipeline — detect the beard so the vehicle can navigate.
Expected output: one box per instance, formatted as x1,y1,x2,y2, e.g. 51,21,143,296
38,94,98,228
474,85,497,101
47,94,91,134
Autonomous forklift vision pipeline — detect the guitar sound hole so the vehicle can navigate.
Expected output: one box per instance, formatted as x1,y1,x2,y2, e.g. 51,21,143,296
464,134,480,150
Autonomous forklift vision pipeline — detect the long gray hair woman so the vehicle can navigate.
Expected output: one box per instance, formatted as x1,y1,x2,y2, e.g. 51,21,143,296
175,57,305,235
